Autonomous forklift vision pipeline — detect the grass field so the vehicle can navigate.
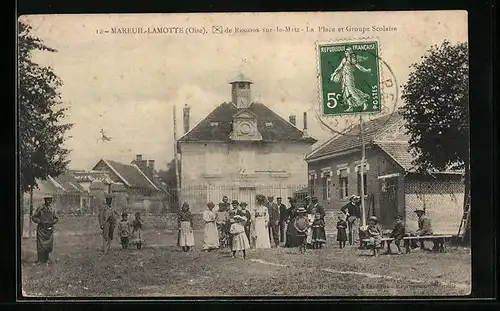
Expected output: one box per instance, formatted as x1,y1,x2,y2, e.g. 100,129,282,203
21,216,471,297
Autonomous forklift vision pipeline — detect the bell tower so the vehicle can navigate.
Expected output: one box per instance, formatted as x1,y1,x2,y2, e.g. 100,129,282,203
229,73,253,109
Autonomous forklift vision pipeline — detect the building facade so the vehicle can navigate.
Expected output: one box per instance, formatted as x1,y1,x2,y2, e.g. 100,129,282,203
177,74,317,212
305,113,465,234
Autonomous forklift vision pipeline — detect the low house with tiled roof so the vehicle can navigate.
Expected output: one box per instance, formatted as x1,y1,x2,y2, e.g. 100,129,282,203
92,158,161,197
305,111,464,234
24,170,87,214
177,74,317,212
72,170,115,193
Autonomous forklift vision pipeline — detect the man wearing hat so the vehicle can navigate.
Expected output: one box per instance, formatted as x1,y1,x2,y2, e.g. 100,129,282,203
385,215,406,255
267,196,280,247
341,195,362,245
413,208,435,250
366,215,383,256
277,197,288,243
236,202,252,242
98,195,118,254
220,196,230,211
31,196,59,263
230,199,239,212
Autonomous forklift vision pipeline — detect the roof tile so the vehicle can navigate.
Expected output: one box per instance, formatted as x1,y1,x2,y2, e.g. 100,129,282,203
178,102,317,144
306,112,403,160
99,160,158,190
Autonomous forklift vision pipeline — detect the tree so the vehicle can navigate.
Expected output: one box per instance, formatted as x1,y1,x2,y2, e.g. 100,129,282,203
18,20,73,237
401,40,469,242
158,159,179,189
158,159,180,211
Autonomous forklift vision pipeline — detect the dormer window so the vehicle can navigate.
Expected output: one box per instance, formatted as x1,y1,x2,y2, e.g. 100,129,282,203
210,122,219,127
265,122,273,127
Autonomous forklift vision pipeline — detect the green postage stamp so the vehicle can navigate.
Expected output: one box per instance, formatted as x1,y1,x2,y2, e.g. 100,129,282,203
318,41,382,116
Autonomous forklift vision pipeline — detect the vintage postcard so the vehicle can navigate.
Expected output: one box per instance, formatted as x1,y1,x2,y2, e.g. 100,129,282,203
18,11,470,298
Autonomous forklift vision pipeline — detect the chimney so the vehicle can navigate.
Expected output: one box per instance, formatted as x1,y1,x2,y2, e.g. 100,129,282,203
302,112,309,137
289,115,296,126
183,104,190,134
136,154,143,162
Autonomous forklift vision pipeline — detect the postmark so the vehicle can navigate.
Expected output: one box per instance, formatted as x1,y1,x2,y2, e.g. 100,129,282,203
314,38,399,136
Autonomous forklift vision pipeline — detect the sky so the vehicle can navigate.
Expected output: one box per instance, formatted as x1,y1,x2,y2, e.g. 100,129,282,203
20,11,468,171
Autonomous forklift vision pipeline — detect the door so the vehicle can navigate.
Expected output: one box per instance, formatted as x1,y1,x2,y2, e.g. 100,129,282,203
379,176,399,228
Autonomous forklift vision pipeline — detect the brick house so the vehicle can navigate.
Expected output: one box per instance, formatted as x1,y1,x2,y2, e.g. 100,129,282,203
177,73,317,212
305,112,465,234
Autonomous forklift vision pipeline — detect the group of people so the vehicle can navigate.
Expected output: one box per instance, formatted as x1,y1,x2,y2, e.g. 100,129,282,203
98,196,145,252
175,194,331,258
338,194,436,256
28,192,437,264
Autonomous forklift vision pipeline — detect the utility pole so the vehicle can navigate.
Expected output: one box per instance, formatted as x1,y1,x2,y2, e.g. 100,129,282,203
359,115,367,227
173,105,181,209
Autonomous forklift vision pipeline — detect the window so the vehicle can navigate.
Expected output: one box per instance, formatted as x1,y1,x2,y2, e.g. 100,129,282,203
322,175,331,200
339,175,348,199
357,172,368,196
205,152,224,175
310,178,316,196
309,172,317,196
238,150,255,174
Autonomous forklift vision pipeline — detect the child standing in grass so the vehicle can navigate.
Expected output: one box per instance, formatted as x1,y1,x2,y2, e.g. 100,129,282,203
230,215,250,259
130,212,144,249
118,212,131,249
293,207,309,254
311,212,326,249
336,214,348,249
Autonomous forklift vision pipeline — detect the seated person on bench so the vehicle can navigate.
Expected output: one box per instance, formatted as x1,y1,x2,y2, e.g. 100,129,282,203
410,208,436,251
384,215,405,255
366,216,382,256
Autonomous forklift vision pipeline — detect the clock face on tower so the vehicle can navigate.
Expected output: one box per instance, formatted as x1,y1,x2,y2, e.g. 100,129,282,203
237,121,253,135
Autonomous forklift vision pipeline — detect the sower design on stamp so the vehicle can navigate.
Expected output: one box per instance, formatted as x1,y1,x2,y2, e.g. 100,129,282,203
318,41,381,116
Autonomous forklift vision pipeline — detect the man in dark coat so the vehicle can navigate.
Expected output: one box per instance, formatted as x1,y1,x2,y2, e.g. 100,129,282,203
385,215,406,254
220,196,230,211
341,195,361,245
237,202,252,242
31,196,59,263
267,196,280,247
277,197,288,243
98,195,118,254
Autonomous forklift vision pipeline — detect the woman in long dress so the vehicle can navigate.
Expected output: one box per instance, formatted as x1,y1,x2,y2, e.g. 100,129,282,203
202,202,219,251
178,202,195,252
251,194,271,249
285,198,300,247
330,46,372,112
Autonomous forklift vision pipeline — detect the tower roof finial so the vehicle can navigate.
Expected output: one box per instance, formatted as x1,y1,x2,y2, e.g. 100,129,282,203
229,73,253,84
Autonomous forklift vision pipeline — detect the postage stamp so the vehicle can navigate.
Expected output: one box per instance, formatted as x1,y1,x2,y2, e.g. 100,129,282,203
318,41,381,116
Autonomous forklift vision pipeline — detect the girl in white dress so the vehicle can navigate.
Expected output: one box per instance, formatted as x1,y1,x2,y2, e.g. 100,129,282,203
251,194,271,249
202,202,219,251
230,215,250,258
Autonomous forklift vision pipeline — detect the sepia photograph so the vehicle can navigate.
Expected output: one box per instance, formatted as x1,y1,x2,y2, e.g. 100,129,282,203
18,11,470,297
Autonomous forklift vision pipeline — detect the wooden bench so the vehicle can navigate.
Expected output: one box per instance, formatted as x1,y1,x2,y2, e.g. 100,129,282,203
361,235,454,254
361,237,393,249
402,235,453,254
